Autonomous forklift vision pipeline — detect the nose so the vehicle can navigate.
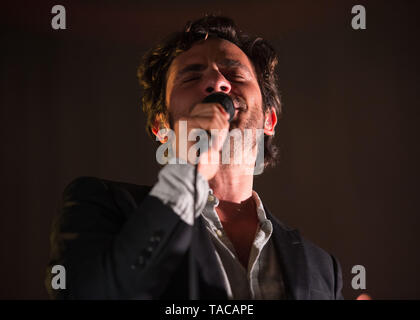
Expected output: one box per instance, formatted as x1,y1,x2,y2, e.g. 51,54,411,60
202,70,231,95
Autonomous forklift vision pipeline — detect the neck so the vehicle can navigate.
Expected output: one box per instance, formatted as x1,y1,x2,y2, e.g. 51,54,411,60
209,164,254,203
209,164,256,222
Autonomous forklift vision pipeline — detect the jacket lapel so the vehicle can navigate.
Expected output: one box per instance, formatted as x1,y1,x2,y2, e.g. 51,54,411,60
265,208,310,300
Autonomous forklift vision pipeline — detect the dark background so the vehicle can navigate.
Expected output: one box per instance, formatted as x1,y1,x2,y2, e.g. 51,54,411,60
1,0,419,299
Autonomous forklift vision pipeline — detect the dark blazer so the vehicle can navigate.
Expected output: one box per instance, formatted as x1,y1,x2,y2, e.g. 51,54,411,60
46,176,344,300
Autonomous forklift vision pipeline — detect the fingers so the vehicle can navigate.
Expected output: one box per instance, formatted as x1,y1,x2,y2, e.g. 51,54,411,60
356,293,372,300
171,102,230,170
190,103,230,131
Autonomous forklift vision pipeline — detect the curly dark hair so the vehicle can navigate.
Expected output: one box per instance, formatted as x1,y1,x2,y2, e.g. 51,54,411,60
137,14,282,168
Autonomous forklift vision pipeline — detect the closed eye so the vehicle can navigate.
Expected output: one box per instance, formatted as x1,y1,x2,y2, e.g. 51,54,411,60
183,77,200,83
224,72,246,82
229,75,245,83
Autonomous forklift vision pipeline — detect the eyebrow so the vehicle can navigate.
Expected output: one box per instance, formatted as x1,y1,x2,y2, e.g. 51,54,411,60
175,59,252,81
219,59,251,73
175,64,207,80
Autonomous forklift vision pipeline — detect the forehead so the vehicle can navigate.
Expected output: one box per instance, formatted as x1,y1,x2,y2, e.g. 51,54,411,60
168,38,255,77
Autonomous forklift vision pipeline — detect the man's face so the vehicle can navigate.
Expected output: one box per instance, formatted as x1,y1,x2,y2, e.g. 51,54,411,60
165,38,265,132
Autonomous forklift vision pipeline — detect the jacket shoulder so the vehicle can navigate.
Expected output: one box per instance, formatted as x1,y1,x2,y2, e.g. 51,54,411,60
63,176,109,199
300,237,343,299
268,212,336,264
63,176,151,204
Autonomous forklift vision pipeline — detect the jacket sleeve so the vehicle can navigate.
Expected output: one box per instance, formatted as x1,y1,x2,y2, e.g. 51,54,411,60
46,166,207,299
331,254,344,300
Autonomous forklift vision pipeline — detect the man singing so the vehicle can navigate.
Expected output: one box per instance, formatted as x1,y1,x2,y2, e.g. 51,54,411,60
46,15,343,300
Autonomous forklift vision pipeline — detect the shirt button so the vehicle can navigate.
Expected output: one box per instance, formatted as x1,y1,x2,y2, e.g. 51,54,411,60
208,194,215,202
216,229,223,238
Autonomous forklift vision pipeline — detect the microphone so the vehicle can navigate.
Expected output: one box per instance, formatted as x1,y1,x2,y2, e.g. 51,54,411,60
202,92,235,122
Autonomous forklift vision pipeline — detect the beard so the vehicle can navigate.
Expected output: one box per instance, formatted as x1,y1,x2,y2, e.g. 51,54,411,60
221,98,265,168
229,95,264,131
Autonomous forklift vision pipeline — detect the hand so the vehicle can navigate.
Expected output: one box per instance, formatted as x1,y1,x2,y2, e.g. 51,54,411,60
172,102,230,181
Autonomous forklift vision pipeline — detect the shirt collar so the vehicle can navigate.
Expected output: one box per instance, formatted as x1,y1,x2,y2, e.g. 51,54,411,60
202,188,271,230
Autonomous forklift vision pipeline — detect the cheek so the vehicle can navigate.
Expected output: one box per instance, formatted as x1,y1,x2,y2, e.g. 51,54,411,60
249,88,265,125
252,84,263,108
239,81,262,106
248,87,264,114
166,88,195,120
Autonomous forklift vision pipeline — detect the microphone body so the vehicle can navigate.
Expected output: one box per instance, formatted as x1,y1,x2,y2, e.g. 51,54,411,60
202,92,235,122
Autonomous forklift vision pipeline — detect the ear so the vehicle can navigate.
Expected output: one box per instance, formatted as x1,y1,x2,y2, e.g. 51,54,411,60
151,113,170,143
263,107,277,136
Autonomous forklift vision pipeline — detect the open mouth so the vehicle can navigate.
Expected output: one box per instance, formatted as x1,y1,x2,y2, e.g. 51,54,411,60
232,96,247,112
229,97,246,121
